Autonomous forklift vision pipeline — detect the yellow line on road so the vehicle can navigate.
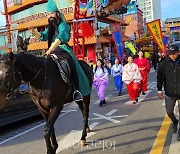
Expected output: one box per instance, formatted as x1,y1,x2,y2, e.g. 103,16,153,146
150,114,171,154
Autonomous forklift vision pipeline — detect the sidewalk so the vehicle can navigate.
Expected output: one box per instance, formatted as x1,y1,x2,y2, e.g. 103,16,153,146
168,104,180,154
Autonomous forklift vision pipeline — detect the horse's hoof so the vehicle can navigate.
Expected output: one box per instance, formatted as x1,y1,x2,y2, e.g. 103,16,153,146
86,127,91,133
80,140,86,146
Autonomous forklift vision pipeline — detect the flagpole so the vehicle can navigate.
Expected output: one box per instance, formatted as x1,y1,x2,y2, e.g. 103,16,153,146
3,0,12,52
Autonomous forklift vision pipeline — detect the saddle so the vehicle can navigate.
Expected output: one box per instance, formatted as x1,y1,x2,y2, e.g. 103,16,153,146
50,54,71,84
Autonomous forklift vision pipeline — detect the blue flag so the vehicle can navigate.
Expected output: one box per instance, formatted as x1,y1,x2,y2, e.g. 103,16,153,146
163,36,169,45
113,31,124,62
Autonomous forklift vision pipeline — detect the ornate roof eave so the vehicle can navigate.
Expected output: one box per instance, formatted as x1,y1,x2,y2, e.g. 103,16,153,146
104,0,131,13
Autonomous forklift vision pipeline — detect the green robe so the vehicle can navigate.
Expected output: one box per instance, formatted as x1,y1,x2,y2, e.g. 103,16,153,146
39,21,90,96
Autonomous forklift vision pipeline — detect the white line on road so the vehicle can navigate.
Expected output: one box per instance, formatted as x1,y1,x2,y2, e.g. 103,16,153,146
124,90,152,105
56,122,99,153
106,109,118,116
93,113,121,123
138,90,152,102
89,115,128,121
0,110,77,145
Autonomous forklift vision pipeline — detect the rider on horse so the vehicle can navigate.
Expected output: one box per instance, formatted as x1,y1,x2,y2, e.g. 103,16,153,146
29,0,90,101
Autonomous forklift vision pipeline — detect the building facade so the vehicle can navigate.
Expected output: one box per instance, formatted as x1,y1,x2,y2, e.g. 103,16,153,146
137,0,161,23
164,17,180,42
124,2,144,40
0,0,131,61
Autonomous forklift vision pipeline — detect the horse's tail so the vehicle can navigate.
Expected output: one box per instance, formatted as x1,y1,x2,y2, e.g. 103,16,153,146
78,60,93,88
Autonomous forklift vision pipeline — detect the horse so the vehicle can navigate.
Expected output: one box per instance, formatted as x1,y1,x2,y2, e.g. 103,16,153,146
0,52,93,154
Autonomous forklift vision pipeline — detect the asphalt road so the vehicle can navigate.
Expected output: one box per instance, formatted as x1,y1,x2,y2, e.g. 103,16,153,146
0,69,178,154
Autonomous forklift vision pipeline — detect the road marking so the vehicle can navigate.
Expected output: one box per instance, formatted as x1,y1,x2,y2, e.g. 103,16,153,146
89,115,128,121
150,114,171,154
124,90,152,105
56,122,99,153
0,110,76,145
138,90,152,102
93,95,112,104
93,113,121,123
106,109,118,116
148,82,154,89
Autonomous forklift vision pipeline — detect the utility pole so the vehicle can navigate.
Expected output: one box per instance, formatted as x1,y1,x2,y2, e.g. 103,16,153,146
3,0,12,52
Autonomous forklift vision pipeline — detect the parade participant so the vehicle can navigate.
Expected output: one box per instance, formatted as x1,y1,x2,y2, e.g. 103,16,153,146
93,59,109,107
111,58,123,96
122,55,142,104
134,50,150,95
157,44,180,141
29,0,90,101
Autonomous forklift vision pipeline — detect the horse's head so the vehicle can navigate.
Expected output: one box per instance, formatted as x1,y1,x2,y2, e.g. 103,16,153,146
0,53,22,101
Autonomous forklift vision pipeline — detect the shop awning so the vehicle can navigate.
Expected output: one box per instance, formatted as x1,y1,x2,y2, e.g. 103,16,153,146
16,13,74,31
17,18,48,31
27,41,48,51
27,36,96,51
98,15,128,25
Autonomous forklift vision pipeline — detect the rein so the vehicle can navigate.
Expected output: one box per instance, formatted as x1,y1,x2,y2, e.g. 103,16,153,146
6,58,47,100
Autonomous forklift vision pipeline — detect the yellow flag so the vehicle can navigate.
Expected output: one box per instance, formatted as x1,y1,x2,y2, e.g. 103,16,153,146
125,42,137,55
146,19,165,52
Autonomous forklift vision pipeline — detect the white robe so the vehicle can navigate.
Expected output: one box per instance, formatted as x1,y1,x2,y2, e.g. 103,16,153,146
122,63,142,84
111,64,123,77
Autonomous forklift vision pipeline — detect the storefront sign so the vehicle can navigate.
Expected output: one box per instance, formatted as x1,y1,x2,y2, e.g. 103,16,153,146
124,3,137,16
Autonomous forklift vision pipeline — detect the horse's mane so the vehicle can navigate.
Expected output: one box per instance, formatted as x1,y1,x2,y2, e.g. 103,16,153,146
15,53,45,67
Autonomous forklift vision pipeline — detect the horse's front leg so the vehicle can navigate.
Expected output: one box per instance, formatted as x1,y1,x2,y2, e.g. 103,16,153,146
51,126,58,152
44,105,62,154
78,95,91,146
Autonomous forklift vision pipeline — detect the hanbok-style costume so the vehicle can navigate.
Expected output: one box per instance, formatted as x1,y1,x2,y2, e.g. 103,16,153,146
111,64,123,95
122,63,142,102
93,67,109,102
134,58,150,92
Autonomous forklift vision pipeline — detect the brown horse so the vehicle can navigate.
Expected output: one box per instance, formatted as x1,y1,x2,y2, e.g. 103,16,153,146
0,52,93,154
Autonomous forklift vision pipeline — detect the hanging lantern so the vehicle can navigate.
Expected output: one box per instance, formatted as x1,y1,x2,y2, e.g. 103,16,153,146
13,0,22,5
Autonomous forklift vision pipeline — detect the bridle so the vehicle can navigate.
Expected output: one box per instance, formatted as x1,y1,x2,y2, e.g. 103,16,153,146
0,58,47,100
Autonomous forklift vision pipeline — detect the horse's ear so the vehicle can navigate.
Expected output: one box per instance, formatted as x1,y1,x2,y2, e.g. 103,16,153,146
8,52,15,62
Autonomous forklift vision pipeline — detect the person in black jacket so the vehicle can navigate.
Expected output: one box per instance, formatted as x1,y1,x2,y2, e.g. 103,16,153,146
157,44,180,141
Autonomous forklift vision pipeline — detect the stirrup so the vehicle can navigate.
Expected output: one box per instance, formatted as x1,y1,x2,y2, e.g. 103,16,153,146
73,90,83,102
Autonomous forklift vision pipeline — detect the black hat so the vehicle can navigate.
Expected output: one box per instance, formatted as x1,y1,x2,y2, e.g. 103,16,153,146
167,44,179,54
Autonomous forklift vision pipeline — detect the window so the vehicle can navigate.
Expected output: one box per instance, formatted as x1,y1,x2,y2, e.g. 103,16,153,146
11,3,47,22
0,35,7,46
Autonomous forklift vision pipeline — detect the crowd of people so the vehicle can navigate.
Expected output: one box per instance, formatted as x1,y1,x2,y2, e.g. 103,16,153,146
92,44,180,141
92,50,150,106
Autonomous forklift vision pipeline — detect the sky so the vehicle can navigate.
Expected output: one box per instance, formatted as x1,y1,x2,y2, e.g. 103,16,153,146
0,0,180,27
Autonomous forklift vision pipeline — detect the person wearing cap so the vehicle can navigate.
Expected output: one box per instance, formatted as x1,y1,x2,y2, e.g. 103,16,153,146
29,0,90,101
157,44,180,141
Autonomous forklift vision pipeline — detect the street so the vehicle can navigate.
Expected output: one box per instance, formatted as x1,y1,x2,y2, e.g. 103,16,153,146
0,69,179,154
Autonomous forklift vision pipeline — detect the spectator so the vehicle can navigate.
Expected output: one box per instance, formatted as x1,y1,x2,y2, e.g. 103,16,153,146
157,44,180,141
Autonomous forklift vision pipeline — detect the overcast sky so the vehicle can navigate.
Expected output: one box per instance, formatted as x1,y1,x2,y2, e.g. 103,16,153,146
0,0,180,27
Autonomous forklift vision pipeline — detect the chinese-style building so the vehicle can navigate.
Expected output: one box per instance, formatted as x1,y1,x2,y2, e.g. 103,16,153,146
1,0,131,62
